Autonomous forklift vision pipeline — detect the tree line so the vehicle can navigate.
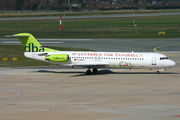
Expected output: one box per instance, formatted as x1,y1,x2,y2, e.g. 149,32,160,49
0,0,180,11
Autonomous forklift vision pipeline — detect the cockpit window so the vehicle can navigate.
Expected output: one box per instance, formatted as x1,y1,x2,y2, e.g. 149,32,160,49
160,57,169,60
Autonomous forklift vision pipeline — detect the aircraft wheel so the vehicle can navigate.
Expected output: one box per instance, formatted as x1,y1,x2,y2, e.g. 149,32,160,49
156,71,160,74
93,68,98,73
86,70,92,75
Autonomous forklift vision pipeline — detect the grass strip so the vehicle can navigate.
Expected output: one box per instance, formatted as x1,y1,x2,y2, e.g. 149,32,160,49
0,15,180,38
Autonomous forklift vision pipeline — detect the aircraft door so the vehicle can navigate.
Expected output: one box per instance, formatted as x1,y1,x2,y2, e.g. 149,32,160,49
152,57,156,65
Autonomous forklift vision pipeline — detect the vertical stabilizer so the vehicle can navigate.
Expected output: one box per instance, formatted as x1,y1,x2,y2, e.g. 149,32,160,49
15,33,44,52
5,33,57,52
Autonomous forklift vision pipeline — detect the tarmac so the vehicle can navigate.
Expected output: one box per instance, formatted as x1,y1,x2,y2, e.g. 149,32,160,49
0,62,180,120
1,37,180,120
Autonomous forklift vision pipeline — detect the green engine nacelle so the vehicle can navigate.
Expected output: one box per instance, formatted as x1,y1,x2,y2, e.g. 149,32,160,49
45,54,69,62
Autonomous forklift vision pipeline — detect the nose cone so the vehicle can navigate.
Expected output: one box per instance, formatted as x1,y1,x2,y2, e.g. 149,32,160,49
163,60,176,68
171,60,176,67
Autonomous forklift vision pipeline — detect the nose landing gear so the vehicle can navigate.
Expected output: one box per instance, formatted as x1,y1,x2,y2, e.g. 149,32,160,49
156,71,160,74
156,69,165,74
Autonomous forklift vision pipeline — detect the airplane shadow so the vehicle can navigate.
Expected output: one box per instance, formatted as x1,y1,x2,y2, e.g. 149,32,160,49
35,69,179,77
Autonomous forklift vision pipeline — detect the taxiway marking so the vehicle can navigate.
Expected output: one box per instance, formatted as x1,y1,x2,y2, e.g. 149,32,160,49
0,88,21,100
153,42,180,57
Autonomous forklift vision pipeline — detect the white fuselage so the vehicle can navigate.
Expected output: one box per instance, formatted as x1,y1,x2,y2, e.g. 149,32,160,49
24,51,176,69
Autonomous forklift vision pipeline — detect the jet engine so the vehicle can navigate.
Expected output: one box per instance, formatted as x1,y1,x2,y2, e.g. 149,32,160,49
45,54,69,62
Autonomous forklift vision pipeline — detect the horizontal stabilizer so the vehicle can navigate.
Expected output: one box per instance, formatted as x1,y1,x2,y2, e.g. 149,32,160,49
5,35,30,38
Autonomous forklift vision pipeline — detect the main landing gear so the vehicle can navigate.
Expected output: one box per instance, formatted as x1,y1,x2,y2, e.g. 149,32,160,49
86,68,98,75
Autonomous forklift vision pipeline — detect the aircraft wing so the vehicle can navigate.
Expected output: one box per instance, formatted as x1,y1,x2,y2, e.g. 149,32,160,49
65,62,109,68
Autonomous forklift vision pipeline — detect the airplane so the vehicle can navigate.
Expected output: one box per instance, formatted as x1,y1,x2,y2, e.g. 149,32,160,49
6,33,176,75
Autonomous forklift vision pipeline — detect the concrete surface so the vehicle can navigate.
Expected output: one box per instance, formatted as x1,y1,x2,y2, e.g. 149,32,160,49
1,38,180,52
0,65,180,120
1,13,180,21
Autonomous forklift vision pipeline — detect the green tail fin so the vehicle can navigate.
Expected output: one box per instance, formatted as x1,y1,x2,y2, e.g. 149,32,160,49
6,33,57,52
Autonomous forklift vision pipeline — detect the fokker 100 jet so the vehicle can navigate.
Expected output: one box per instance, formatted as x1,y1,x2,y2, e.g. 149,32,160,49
6,33,176,75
